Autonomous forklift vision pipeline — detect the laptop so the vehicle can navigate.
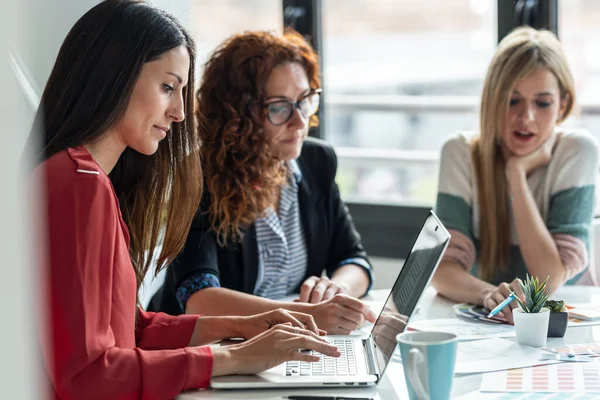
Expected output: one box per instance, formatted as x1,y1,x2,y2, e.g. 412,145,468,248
211,210,450,389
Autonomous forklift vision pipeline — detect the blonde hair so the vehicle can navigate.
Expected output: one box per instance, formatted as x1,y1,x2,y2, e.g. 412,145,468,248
473,26,575,281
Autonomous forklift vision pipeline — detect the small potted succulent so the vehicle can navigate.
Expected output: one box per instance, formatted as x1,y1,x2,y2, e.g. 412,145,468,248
511,274,552,347
545,299,569,338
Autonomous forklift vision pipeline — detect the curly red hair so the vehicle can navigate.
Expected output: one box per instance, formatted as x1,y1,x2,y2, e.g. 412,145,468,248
197,29,321,245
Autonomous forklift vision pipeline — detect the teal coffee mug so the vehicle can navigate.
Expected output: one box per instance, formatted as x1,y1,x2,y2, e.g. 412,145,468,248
396,331,458,400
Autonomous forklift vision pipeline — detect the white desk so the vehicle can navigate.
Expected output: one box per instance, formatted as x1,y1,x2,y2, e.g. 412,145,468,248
178,286,600,400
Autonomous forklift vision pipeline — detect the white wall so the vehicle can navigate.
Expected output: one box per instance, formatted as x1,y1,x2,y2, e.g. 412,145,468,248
11,0,100,140
19,0,101,90
1,0,100,396
1,0,39,396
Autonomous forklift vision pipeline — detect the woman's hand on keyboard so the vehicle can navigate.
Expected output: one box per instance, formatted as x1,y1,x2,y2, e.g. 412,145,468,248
211,324,341,376
307,294,377,335
236,309,325,339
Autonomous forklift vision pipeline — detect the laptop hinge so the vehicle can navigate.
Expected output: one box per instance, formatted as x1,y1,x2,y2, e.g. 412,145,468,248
363,337,380,377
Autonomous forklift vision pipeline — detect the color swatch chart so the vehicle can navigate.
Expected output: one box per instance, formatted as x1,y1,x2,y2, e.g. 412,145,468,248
544,343,600,356
461,393,600,400
480,362,600,393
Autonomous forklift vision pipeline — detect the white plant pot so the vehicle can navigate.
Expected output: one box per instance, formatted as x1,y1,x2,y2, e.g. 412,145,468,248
513,307,550,347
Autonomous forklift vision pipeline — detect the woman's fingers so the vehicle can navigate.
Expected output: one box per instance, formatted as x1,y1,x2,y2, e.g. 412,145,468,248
310,295,375,334
285,310,320,335
274,323,327,342
283,335,340,358
489,291,515,324
300,277,343,304
229,324,339,375
269,325,340,357
497,282,512,297
334,295,377,323
262,309,321,335
337,315,361,333
330,298,369,326
322,284,341,301
299,277,319,303
496,282,520,312
309,278,332,303
485,291,505,315
275,310,304,328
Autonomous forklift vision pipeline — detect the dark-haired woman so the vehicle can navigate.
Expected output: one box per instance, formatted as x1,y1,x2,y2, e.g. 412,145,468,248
150,30,376,335
31,2,339,398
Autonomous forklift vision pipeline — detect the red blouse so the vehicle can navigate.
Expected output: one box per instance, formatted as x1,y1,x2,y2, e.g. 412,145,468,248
38,146,212,399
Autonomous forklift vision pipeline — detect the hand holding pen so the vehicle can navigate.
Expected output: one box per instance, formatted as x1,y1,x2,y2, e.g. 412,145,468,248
487,293,516,319
482,278,524,325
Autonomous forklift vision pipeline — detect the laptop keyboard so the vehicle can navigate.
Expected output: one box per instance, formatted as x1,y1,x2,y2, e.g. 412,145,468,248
285,338,358,376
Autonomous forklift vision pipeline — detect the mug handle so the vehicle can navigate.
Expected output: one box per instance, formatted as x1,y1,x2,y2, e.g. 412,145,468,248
407,348,429,400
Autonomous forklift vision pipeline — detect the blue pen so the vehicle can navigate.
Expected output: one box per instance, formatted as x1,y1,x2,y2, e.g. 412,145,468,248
487,293,517,318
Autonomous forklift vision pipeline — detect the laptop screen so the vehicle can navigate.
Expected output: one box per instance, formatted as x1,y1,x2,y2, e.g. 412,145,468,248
369,211,450,378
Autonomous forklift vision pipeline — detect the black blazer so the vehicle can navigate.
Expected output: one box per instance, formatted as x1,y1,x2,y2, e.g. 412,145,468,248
149,138,372,315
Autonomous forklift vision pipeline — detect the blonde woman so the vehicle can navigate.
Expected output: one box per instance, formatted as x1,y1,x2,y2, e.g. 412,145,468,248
431,26,599,324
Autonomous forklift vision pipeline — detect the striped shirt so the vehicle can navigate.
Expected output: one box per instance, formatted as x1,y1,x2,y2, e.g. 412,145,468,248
435,129,598,285
175,159,374,312
253,160,307,298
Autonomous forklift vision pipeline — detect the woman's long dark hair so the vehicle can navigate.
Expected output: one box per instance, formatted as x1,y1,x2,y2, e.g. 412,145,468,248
28,0,202,291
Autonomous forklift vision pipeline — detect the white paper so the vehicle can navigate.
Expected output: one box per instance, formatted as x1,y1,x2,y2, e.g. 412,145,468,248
455,338,559,374
568,319,600,327
567,303,600,321
408,318,516,341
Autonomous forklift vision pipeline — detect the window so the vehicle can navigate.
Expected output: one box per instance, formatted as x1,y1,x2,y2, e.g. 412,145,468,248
322,0,497,205
154,0,500,256
152,0,282,78
559,0,600,139
559,0,600,215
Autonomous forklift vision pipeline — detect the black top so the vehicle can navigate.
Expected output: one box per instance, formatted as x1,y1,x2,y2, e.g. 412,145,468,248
148,137,372,315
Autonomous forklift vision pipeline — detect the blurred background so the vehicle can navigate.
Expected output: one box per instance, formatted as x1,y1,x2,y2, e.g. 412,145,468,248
149,0,600,259
154,0,600,207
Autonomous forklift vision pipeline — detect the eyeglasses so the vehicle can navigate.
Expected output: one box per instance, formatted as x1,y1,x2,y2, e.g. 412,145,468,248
263,89,322,126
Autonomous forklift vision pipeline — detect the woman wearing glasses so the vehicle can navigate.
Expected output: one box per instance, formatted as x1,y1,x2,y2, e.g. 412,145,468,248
149,30,376,334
